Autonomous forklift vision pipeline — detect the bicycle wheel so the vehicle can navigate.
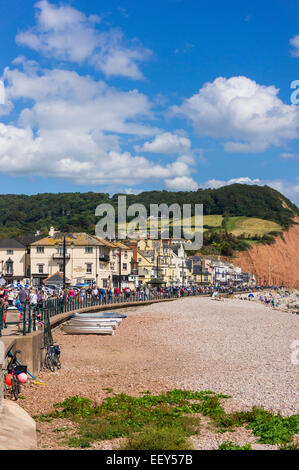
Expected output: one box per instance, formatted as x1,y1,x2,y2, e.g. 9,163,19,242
11,374,20,400
45,351,55,372
54,354,61,369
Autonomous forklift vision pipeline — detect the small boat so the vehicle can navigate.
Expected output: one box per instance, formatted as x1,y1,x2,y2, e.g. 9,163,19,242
72,312,127,319
69,319,120,329
62,323,115,335
71,316,122,325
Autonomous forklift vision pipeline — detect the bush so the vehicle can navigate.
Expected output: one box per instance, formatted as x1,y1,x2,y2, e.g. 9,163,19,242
122,425,194,450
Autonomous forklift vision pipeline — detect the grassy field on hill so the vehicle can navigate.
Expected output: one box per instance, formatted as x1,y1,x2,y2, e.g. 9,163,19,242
224,217,282,237
144,215,282,237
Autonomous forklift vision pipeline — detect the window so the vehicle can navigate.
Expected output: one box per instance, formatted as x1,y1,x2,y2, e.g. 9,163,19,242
102,279,108,288
86,263,92,274
58,264,64,273
6,262,13,275
36,247,44,254
56,247,67,255
85,247,93,254
124,251,128,257
122,263,127,270
110,263,115,271
38,264,44,274
6,249,13,255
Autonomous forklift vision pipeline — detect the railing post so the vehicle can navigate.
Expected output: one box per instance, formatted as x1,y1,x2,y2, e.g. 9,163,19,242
22,304,27,336
27,305,32,334
0,307,3,337
33,308,37,331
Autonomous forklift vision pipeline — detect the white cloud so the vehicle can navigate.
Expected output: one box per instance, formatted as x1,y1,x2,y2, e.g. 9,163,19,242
4,62,156,136
290,35,299,57
92,29,152,79
16,0,151,79
171,76,299,152
0,60,195,186
136,131,191,154
202,177,262,189
280,152,298,159
165,176,199,191
0,121,192,185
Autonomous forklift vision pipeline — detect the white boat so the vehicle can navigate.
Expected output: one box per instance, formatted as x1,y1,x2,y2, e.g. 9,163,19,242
69,319,119,329
62,323,115,335
71,316,122,326
72,312,127,319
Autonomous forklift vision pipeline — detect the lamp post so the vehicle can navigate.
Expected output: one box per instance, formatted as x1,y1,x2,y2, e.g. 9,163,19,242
118,248,122,289
63,236,66,289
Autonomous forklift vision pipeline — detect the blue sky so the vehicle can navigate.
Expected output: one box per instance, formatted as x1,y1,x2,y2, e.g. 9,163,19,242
0,0,299,204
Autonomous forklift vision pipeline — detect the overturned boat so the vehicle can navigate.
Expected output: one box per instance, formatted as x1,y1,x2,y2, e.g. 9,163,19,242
72,312,127,319
62,323,115,335
69,318,120,329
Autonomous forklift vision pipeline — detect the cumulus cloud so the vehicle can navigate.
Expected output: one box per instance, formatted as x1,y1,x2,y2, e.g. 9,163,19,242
4,62,156,135
171,76,299,152
16,0,151,79
136,131,191,154
201,177,262,189
165,176,199,191
0,60,195,186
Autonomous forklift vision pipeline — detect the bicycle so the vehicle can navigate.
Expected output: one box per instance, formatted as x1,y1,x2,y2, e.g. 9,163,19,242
43,344,61,372
5,350,27,400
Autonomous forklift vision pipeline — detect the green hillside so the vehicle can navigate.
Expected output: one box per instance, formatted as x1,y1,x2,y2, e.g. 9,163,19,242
0,184,297,258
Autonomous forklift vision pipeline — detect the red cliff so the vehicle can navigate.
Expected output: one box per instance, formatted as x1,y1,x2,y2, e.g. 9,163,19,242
233,217,299,288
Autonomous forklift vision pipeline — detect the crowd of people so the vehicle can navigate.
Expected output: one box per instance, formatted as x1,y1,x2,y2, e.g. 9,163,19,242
0,282,257,314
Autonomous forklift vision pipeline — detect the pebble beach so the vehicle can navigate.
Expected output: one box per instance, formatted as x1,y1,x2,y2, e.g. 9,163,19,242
19,296,299,450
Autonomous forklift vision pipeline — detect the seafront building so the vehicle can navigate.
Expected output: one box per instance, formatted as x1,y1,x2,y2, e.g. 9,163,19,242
0,228,255,288
0,239,28,284
30,231,111,288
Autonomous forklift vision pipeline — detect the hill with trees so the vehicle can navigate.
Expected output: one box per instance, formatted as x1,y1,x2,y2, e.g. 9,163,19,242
0,184,297,256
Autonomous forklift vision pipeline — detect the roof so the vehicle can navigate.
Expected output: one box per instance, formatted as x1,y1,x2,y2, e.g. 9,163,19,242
15,235,44,246
31,232,102,247
113,241,132,250
0,239,26,249
43,272,70,284
92,236,117,248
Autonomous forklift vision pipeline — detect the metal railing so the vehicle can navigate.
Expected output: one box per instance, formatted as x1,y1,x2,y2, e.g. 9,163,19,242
0,285,262,337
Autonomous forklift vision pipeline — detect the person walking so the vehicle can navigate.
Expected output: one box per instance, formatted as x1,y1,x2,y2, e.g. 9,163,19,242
18,287,27,309
107,287,113,303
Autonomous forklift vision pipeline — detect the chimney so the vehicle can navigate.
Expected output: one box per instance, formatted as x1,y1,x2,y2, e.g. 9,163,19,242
48,226,56,237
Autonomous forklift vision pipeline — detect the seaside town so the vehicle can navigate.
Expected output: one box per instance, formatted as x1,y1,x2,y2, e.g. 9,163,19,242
0,226,256,293
1,0,299,456
1,224,298,452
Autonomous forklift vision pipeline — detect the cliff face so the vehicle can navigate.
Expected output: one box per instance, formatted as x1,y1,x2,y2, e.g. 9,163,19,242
233,217,299,288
